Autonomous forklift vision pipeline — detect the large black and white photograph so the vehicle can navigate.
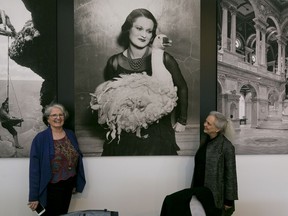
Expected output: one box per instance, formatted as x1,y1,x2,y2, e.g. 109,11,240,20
217,0,288,154
0,0,57,158
74,0,200,156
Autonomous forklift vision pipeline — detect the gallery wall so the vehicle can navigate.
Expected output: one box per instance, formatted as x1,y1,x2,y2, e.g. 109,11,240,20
1,156,288,216
1,1,288,216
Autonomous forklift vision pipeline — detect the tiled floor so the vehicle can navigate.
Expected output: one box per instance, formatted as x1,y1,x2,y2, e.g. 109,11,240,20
176,120,288,156
234,123,288,155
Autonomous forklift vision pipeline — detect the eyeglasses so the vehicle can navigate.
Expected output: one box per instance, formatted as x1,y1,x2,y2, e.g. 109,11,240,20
49,114,64,118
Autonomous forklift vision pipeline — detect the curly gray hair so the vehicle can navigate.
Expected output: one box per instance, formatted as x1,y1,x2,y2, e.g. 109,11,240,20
42,103,69,125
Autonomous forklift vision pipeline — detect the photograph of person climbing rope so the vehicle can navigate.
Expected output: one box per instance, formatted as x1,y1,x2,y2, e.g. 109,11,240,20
74,0,200,156
0,0,57,158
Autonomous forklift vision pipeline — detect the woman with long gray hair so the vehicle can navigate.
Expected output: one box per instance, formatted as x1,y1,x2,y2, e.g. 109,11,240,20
192,111,238,216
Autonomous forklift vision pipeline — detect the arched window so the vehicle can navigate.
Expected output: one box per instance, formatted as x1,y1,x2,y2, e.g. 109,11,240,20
235,38,242,49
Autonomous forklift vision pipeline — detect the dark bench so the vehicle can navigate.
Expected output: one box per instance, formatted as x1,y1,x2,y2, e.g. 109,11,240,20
61,209,119,216
239,118,247,125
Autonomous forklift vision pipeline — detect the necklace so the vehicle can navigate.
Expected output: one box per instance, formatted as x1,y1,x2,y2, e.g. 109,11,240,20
126,47,149,70
52,129,65,140
56,136,74,170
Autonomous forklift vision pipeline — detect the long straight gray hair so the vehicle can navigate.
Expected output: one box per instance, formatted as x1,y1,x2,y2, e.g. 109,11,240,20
209,111,235,142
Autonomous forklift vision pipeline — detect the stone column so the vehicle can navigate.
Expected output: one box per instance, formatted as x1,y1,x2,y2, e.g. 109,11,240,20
217,93,225,114
230,9,237,53
255,27,261,66
277,36,283,75
253,18,268,67
245,47,253,63
261,29,266,66
282,98,288,122
250,98,258,128
278,44,282,75
221,2,229,50
282,42,286,74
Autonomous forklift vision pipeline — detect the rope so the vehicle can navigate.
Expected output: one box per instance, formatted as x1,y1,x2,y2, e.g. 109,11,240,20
7,36,9,102
6,36,23,120
9,77,23,119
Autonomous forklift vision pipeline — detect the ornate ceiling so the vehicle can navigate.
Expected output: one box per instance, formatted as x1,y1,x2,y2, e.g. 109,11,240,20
273,0,288,10
218,0,288,96
236,0,288,16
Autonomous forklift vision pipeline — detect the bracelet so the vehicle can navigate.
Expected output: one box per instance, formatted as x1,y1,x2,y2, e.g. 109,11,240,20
177,117,187,125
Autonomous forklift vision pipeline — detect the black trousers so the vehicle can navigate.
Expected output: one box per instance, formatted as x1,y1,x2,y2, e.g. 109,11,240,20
160,187,222,216
43,176,76,216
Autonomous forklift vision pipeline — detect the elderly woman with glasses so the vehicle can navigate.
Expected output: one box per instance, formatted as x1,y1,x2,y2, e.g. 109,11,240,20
28,103,86,216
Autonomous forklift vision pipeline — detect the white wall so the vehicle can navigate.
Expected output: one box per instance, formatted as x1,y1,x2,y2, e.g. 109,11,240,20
1,155,288,216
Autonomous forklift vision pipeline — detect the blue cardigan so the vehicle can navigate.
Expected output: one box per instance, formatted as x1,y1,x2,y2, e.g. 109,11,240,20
29,127,86,206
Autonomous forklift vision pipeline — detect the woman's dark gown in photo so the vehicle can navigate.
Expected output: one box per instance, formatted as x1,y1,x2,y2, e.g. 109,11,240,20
101,51,188,156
